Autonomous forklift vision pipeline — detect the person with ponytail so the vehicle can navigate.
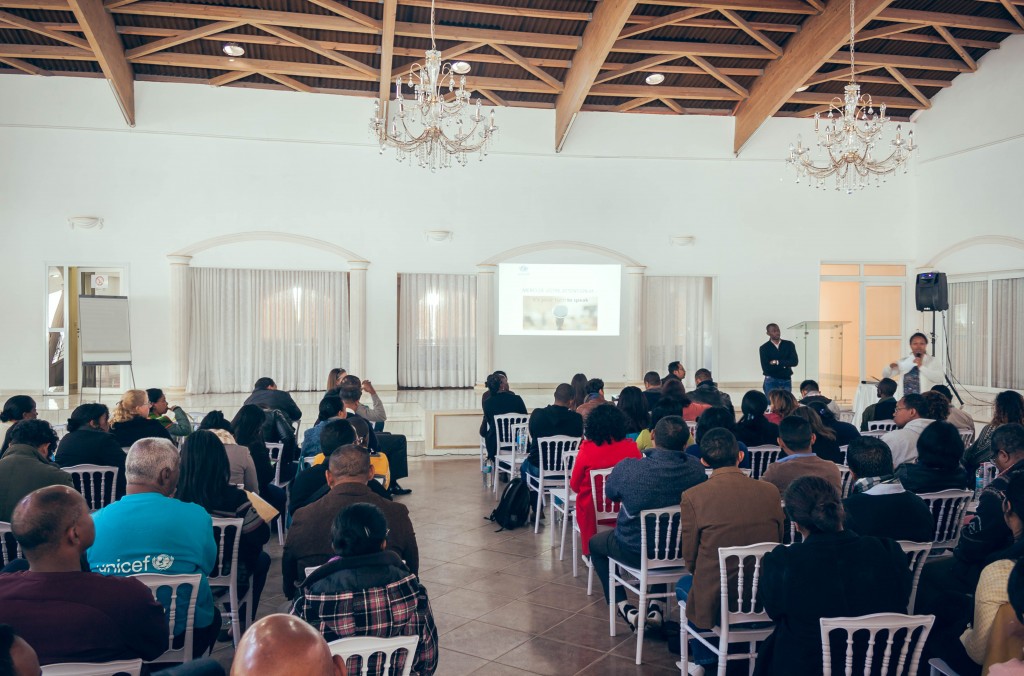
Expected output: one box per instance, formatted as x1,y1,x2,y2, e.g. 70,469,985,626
753,476,912,676
108,390,171,448
55,403,127,498
0,395,37,457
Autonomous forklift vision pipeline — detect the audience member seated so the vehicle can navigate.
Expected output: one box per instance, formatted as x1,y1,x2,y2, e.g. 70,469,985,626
986,559,1024,676
480,372,528,461
337,383,381,452
242,377,302,423
0,420,71,522
301,396,348,465
662,380,711,422
232,404,286,515
350,377,387,427
932,385,976,433
843,437,934,542
685,406,750,469
87,438,220,657
0,486,167,665
804,401,861,449
325,367,347,395
574,377,609,421
520,383,583,495
0,395,36,457
231,614,344,676
881,393,935,468
798,379,841,418
761,416,841,495
480,369,510,410
208,428,258,493
735,390,779,448
0,624,39,676
589,415,706,631
789,406,845,464
859,378,898,431
109,389,172,447
677,429,784,671
146,387,193,438
896,420,971,494
617,386,650,442
284,445,418,598
689,368,733,412
922,389,953,424
570,372,588,412
177,431,271,617
965,391,1024,474
288,419,357,516
635,400,687,453
569,405,641,558
642,371,662,411
199,410,233,433
754,476,912,676
54,403,127,498
764,389,798,425
257,404,299,485
291,503,438,676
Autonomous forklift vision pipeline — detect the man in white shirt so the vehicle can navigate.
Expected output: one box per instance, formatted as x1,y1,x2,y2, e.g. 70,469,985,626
881,393,934,468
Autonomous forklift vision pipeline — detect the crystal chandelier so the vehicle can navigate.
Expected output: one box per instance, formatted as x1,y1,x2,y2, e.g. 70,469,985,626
786,0,917,193
371,0,497,170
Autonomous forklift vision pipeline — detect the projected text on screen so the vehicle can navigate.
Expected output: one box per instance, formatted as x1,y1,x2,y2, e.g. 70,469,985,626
498,264,621,336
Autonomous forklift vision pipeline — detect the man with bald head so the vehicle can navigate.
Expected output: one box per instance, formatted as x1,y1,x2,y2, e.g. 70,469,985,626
283,444,419,598
0,485,167,665
231,614,344,676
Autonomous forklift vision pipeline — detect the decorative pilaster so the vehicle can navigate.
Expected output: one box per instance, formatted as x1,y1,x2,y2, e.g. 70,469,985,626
624,265,646,384
348,260,369,378
167,255,192,392
476,264,497,385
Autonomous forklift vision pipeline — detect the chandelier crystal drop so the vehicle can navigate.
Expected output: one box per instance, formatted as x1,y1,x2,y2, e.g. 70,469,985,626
786,0,917,193
370,0,497,170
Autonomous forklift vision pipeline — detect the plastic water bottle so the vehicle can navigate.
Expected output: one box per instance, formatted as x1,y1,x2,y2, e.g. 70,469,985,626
482,461,493,488
975,471,984,499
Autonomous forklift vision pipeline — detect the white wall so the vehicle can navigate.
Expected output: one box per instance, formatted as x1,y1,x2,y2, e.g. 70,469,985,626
0,72,936,392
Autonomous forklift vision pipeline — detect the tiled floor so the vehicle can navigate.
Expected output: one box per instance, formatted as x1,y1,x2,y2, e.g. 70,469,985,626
211,456,683,675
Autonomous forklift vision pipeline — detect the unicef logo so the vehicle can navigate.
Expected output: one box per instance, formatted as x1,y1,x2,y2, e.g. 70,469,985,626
152,554,174,571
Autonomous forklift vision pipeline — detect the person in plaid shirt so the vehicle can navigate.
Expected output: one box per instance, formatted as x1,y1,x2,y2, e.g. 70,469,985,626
292,503,438,675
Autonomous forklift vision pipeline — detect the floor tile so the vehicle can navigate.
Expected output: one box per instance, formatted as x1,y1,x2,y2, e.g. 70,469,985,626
434,648,489,676
429,588,517,620
574,654,679,675
418,561,493,586
476,600,574,634
468,663,543,675
432,611,473,636
520,582,599,613
541,613,631,652
464,572,549,597
452,548,531,570
495,637,605,676
441,621,533,659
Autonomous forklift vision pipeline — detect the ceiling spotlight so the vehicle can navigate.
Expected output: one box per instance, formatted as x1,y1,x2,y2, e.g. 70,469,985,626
451,61,471,75
796,85,810,92
222,43,245,57
645,73,665,86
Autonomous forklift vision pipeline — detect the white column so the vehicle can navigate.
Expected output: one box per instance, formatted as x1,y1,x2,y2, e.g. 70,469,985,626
476,264,496,385
167,255,192,392
624,265,646,384
348,260,369,378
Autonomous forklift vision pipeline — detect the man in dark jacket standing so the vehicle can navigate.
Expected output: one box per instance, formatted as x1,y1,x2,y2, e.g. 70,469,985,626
759,323,799,395
243,377,303,422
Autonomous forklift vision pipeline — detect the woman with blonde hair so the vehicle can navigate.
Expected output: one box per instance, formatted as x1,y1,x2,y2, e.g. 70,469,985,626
109,389,172,448
765,390,798,425
790,406,843,463
325,368,346,394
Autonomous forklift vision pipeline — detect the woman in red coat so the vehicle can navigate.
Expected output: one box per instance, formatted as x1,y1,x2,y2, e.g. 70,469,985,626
570,404,642,556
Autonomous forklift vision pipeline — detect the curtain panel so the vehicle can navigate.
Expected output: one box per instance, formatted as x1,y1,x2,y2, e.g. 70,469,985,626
643,276,714,376
948,280,988,388
398,273,476,388
187,267,349,394
993,277,1024,390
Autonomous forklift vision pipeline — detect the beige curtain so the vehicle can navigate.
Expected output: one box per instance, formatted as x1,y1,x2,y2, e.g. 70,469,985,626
992,277,1024,390
398,273,476,388
643,276,713,377
948,280,989,387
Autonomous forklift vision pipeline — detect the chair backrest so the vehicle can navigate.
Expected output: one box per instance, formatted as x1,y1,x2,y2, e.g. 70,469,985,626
917,490,974,551
959,429,975,446
209,517,243,588
304,566,320,578
838,411,855,424
41,660,143,676
838,445,849,466
589,467,621,523
559,450,580,497
267,442,285,485
820,613,934,676
838,466,854,499
537,436,582,473
131,573,202,664
868,420,898,432
896,541,933,614
494,413,529,451
52,423,68,439
717,542,778,625
64,464,119,511
328,635,420,676
0,521,22,567
639,506,685,571
747,445,782,480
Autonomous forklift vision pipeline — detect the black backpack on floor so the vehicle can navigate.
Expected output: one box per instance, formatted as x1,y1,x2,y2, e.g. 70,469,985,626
487,478,532,531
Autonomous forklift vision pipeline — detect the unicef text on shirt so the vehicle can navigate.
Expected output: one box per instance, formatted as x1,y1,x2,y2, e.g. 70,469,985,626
94,554,175,574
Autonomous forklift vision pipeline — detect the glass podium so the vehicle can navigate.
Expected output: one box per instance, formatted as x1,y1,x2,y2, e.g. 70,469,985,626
788,320,851,402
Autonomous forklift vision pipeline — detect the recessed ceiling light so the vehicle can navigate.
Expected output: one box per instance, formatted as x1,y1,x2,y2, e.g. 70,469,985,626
796,85,810,92
451,61,471,75
222,43,245,57
645,73,665,86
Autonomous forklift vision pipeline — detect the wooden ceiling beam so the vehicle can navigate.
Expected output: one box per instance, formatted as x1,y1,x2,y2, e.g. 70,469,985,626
594,53,678,84
802,64,879,86
259,70,314,92
0,10,90,49
660,97,685,114
391,41,484,76
934,25,978,71
256,23,378,76
719,9,783,56
0,55,50,74
377,0,396,113
393,21,580,50
400,0,588,22
884,65,930,109
825,50,968,72
619,8,711,39
612,38,777,59
490,42,562,91
732,0,893,155
854,23,919,42
613,96,656,112
110,3,367,33
789,90,923,108
640,0,815,14
208,70,248,85
0,0,67,9
66,0,134,125
688,55,749,97
591,83,742,100
304,0,379,31
805,0,825,11
0,43,92,58
883,31,1001,50
876,8,1023,33
998,0,1024,30
125,19,243,59
476,88,506,106
554,0,638,152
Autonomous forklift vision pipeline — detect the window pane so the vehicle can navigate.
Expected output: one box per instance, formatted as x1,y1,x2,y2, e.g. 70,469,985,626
949,281,988,387
992,277,1024,390
866,340,902,381
48,267,64,329
865,286,902,336
864,265,906,277
820,264,859,276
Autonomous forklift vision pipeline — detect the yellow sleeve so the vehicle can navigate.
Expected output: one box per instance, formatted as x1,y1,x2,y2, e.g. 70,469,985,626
961,559,1014,664
636,429,652,451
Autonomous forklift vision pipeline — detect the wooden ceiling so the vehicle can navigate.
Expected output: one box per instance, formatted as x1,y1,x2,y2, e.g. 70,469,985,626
0,0,1020,151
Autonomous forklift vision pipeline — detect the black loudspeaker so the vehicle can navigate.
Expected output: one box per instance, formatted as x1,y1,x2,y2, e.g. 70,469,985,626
916,272,948,312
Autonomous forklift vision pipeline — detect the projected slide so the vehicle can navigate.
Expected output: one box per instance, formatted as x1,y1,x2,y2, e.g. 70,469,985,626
498,264,621,336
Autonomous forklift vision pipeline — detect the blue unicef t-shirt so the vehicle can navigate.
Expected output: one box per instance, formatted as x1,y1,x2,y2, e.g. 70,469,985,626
88,492,217,632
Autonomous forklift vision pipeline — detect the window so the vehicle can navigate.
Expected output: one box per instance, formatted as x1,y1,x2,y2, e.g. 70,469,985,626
950,274,1024,390
398,274,476,388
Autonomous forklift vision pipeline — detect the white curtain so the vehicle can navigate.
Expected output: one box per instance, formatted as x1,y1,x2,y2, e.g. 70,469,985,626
992,277,1024,390
948,280,988,387
643,276,713,375
187,267,349,394
398,274,476,388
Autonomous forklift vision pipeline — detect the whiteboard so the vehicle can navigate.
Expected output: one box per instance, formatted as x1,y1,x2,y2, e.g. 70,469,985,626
78,295,133,365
